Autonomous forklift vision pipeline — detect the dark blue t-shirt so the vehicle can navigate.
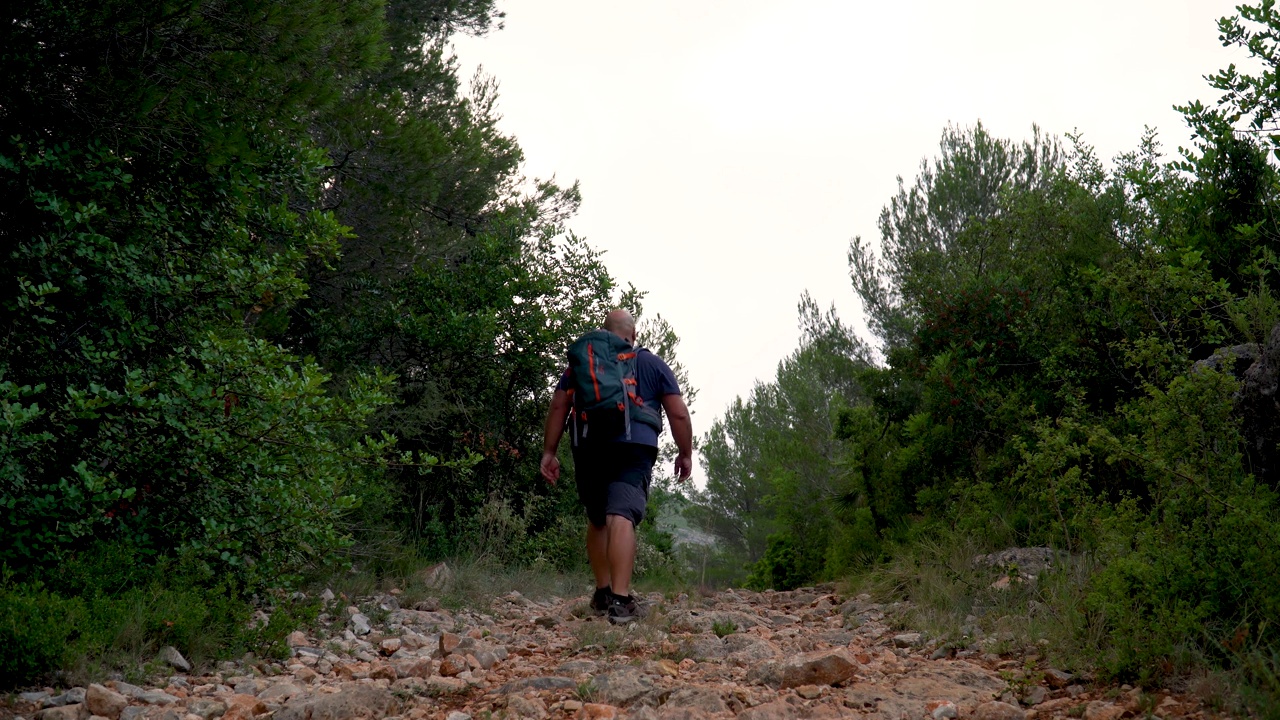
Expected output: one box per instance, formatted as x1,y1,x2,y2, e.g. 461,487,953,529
557,348,681,447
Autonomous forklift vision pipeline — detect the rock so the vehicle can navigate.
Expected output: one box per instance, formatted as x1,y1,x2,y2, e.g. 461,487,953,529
578,705,620,720
445,713,471,720
422,676,467,694
661,688,728,715
533,615,558,628
1044,668,1074,688
972,547,1056,576
120,708,148,720
439,632,462,656
499,676,578,693
86,685,127,720
504,695,547,719
738,699,842,720
157,646,193,672
415,562,453,591
1084,701,1125,720
111,684,144,700
655,659,680,677
37,704,85,720
893,632,923,648
274,683,397,720
221,695,267,720
349,613,371,636
22,691,52,704
257,684,302,703
746,649,858,688
46,689,87,707
932,702,959,719
293,667,318,684
795,685,822,700
186,700,226,720
320,588,336,603
286,631,307,647
974,701,1026,720
1023,685,1048,706
138,692,180,706
439,654,468,676
368,664,396,681
591,667,654,706
725,634,780,665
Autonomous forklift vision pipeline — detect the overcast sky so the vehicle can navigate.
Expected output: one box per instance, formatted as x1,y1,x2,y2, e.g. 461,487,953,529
453,0,1246,440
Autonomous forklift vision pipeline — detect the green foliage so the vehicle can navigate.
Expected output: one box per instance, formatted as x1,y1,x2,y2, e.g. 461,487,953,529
711,619,738,638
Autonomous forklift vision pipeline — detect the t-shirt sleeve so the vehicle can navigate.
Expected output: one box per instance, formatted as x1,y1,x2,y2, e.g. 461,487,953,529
555,367,572,392
646,353,682,397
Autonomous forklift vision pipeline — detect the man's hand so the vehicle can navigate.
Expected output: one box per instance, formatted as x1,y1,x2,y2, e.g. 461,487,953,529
674,453,692,483
540,450,561,485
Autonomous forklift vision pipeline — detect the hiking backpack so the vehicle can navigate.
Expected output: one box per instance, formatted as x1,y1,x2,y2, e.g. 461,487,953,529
565,329,662,444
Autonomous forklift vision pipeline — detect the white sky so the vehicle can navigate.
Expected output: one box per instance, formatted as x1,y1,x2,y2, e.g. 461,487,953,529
453,0,1246,436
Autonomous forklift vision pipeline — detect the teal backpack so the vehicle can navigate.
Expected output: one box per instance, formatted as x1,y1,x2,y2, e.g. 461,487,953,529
566,329,662,444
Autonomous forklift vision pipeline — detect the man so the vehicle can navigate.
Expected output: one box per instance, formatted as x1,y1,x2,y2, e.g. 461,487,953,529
540,309,693,624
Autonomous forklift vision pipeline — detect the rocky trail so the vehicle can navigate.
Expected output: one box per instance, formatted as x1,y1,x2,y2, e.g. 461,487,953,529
9,579,1213,720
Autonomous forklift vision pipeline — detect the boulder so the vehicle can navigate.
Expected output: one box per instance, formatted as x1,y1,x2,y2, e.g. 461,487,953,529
157,646,192,673
85,685,127,720
974,701,1026,720
591,667,654,707
747,649,858,688
274,683,397,720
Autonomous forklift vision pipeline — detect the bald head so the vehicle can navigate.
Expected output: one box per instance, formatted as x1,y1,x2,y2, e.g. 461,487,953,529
603,309,636,343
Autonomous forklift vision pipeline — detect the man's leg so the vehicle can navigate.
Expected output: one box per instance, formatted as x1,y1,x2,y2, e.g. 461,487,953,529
605,513,637,597
586,521,612,590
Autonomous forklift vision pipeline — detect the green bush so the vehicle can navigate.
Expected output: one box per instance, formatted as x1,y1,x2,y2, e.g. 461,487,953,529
0,583,82,686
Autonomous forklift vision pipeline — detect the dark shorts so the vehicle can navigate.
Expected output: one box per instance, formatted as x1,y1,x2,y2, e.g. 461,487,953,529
573,442,658,527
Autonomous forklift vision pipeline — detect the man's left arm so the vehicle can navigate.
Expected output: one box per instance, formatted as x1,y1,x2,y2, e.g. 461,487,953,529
661,393,693,482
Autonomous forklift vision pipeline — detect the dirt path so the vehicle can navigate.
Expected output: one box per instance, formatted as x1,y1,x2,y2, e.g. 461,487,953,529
14,584,1211,720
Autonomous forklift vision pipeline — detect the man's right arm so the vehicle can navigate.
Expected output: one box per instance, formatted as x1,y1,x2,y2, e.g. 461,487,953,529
540,389,572,484
661,393,693,482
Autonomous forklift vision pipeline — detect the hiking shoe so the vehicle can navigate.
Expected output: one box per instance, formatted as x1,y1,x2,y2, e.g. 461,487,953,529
607,593,642,625
590,586,613,615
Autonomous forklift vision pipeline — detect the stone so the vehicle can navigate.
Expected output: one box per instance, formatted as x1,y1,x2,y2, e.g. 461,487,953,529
591,667,654,707
661,688,728,715
533,616,558,628
893,632,923,648
746,649,858,688
1023,685,1048,706
293,667,318,684
974,701,1026,720
1084,701,1125,720
422,676,467,694
320,588,336,603
399,658,435,679
286,631,307,648
46,689,87,707
1044,668,1074,688
795,685,822,700
120,708,148,720
415,562,453,591
274,683,397,720
445,713,471,720
379,638,401,655
439,654,468,676
349,613,372,636
22,691,53,704
504,695,547,719
439,632,462,656
257,684,302,703
737,699,842,720
655,659,680,677
223,695,269,720
368,664,397,681
157,646,193,672
499,676,579,693
932,702,959,719
138,692,180,706
577,705,620,720
186,699,226,720
38,705,85,720
86,685,127,720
